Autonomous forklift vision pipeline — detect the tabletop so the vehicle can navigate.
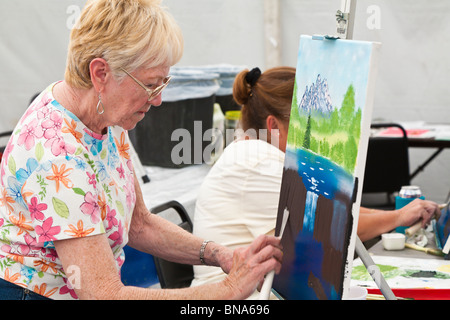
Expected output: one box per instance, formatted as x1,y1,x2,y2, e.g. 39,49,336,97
351,226,450,294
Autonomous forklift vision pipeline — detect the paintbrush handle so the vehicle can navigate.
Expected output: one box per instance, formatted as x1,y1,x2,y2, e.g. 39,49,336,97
258,209,290,300
259,271,275,300
405,243,444,256
439,202,449,210
405,221,422,236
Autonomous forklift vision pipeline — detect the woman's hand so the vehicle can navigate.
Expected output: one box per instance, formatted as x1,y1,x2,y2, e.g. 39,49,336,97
396,198,439,227
221,235,283,299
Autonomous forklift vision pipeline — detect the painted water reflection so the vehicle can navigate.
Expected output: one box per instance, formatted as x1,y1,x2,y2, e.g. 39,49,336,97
274,147,356,299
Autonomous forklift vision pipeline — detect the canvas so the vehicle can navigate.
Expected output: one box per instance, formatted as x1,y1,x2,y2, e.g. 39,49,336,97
435,204,450,255
273,35,380,300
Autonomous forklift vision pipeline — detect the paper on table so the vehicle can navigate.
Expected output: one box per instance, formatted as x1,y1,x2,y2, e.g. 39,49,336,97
375,127,435,138
435,130,450,141
351,255,450,289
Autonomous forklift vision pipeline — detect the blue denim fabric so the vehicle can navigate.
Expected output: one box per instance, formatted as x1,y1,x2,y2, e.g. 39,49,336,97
0,278,50,300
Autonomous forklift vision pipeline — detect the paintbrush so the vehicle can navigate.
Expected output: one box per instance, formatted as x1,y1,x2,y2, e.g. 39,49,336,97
439,200,450,210
259,208,290,300
366,293,413,301
405,243,444,257
405,201,448,237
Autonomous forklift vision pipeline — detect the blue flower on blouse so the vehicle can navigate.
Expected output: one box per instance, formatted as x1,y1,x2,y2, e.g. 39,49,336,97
7,176,27,209
74,157,88,170
36,160,53,173
84,132,103,156
20,265,36,284
16,158,39,185
95,160,109,181
107,134,119,169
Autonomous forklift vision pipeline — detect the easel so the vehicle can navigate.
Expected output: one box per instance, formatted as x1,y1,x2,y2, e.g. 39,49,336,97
336,0,396,300
260,0,396,300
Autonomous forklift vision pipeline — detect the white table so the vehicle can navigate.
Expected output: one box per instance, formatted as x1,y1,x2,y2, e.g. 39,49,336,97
139,164,211,221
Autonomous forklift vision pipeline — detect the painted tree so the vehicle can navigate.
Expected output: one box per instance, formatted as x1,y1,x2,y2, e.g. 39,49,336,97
339,84,356,128
303,113,312,149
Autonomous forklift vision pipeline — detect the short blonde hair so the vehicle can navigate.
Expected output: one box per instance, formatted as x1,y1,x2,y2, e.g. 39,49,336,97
65,0,184,89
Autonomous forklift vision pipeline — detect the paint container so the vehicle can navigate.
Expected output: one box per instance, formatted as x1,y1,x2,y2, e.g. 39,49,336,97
382,233,406,250
399,185,422,198
395,186,425,234
224,110,241,146
347,286,368,300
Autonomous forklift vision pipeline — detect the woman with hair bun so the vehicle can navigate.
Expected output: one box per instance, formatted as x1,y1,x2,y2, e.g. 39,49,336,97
191,67,295,299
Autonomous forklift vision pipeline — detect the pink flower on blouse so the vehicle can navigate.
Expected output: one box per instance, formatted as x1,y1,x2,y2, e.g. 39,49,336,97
50,139,76,157
86,172,97,189
18,233,39,256
41,110,63,140
46,248,58,262
37,105,50,120
29,196,47,221
116,164,125,179
105,205,118,231
0,218,3,228
1,244,11,254
35,217,61,243
0,142,14,178
60,278,79,299
108,220,123,248
123,179,136,211
80,192,101,224
17,119,43,150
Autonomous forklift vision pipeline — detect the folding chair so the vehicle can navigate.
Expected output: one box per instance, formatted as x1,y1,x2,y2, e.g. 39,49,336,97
151,200,194,289
121,200,194,289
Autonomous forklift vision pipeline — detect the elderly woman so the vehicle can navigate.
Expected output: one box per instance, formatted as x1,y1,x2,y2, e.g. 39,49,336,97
0,0,282,300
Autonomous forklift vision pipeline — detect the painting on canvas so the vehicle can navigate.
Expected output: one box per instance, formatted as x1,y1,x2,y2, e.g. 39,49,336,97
273,35,380,300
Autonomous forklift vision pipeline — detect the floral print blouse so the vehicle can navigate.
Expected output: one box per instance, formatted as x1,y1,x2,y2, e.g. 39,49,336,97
0,83,136,299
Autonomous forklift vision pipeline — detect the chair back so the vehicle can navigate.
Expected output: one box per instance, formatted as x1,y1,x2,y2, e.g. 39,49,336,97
362,123,410,207
151,201,194,289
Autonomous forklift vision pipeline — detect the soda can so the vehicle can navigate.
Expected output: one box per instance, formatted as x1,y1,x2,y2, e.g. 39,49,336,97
399,185,422,199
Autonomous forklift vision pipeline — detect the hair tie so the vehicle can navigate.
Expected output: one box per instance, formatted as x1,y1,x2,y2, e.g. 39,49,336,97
245,67,261,87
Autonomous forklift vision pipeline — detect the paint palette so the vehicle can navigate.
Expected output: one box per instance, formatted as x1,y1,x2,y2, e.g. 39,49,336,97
351,255,450,290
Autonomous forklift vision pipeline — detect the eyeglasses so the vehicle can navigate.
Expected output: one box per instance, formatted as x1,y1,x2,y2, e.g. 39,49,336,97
120,67,172,102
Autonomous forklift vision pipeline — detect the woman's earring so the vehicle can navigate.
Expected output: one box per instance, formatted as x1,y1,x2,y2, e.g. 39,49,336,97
96,94,105,115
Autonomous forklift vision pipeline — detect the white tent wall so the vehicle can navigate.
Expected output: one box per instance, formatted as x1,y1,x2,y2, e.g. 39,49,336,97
0,0,449,202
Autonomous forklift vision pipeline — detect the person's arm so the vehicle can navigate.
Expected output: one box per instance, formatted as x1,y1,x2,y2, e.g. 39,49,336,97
358,199,439,242
127,174,232,272
54,174,283,299
357,208,401,242
54,231,282,299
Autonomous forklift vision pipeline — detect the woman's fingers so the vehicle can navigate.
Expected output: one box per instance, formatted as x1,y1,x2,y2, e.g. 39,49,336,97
225,235,284,299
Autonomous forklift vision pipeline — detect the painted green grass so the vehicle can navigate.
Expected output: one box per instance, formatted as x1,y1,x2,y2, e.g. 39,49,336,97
287,82,362,174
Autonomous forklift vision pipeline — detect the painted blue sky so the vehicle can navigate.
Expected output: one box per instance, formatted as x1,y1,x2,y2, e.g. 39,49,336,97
295,35,373,111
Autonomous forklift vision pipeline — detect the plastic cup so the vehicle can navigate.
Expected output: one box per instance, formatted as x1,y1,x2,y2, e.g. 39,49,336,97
346,286,368,300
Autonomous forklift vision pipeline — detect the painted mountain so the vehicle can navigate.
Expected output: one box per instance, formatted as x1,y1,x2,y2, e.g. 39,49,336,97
298,74,333,117
273,35,380,300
